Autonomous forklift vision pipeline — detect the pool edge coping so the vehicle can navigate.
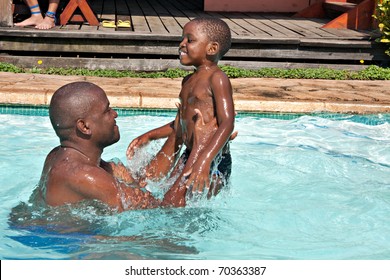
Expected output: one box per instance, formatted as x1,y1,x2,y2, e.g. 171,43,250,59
1,72,390,114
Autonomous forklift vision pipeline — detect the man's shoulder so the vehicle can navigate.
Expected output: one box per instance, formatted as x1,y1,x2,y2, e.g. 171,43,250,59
47,157,115,199
49,152,105,180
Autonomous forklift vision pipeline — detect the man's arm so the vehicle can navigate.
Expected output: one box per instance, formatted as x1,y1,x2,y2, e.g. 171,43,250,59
65,166,161,212
101,160,135,184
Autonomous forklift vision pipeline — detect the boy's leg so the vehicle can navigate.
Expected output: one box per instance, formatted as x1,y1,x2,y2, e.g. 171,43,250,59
142,110,183,181
208,151,232,198
142,131,182,181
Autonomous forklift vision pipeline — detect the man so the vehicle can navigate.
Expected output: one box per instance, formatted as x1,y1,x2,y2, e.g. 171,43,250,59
37,81,186,212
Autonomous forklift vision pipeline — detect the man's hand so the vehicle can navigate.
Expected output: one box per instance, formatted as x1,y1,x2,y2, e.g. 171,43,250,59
183,160,211,193
180,109,216,193
102,160,136,184
181,109,237,193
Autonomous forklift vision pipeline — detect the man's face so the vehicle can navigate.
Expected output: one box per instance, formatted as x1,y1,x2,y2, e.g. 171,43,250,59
88,91,120,149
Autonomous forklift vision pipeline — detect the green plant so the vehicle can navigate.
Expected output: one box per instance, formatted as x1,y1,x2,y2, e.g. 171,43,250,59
373,0,390,56
1,62,389,80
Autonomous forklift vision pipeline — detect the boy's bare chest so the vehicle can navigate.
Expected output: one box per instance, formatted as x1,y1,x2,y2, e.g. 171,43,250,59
180,78,213,105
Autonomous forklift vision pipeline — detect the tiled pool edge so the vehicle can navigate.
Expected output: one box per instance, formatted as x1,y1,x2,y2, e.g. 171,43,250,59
1,100,390,115
1,72,389,114
2,104,389,126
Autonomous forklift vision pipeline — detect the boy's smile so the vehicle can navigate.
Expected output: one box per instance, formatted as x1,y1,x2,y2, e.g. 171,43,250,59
179,50,187,59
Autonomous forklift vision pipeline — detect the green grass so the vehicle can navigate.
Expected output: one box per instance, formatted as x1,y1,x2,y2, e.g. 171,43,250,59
1,62,390,80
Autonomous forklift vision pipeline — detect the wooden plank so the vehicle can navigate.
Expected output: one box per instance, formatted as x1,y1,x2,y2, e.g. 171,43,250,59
116,0,130,17
78,24,99,32
310,18,372,38
0,54,371,72
60,22,83,31
318,27,372,39
148,0,183,34
2,35,386,62
240,15,286,37
0,0,13,27
0,37,180,55
273,16,339,38
206,12,252,36
158,0,190,29
0,27,180,40
319,28,372,39
126,0,150,33
226,46,385,61
166,0,250,36
260,14,307,37
218,59,368,71
0,0,385,68
166,0,204,20
0,54,193,71
116,0,132,31
137,0,168,33
219,12,272,37
286,17,340,38
89,0,104,19
243,13,297,37
98,0,116,32
299,38,372,48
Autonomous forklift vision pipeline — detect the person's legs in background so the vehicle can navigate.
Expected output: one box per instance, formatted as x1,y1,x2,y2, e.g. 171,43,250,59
14,0,59,29
36,0,59,29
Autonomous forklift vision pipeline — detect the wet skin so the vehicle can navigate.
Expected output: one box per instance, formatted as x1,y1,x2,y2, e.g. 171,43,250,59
126,19,235,200
38,82,189,211
177,21,235,193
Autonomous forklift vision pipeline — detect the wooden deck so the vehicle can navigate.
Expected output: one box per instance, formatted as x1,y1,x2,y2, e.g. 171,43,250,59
0,0,388,71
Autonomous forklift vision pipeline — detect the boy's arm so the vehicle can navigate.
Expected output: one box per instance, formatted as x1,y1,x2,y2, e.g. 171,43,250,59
183,71,235,193
126,120,175,159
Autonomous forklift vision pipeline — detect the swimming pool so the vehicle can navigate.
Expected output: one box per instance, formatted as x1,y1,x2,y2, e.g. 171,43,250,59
1,108,390,260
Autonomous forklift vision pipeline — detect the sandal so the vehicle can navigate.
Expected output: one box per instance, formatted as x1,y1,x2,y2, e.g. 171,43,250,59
117,20,131,28
102,20,116,28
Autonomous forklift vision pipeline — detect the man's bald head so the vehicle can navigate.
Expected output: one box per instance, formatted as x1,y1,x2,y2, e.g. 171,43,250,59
49,82,106,140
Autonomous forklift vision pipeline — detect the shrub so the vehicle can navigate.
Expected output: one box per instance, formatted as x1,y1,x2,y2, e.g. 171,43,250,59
373,0,390,56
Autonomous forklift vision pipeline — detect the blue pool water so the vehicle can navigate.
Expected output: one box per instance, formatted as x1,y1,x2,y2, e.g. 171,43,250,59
1,109,389,260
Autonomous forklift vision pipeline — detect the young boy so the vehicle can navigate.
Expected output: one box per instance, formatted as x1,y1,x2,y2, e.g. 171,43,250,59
127,17,235,198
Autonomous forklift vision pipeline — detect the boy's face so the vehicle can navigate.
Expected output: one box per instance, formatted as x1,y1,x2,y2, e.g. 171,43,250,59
179,21,211,67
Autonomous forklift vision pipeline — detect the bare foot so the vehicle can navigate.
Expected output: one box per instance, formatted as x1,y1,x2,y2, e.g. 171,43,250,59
14,14,44,27
35,17,56,30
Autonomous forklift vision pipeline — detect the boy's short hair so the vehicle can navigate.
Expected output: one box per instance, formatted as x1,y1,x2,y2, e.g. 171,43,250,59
192,17,232,58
